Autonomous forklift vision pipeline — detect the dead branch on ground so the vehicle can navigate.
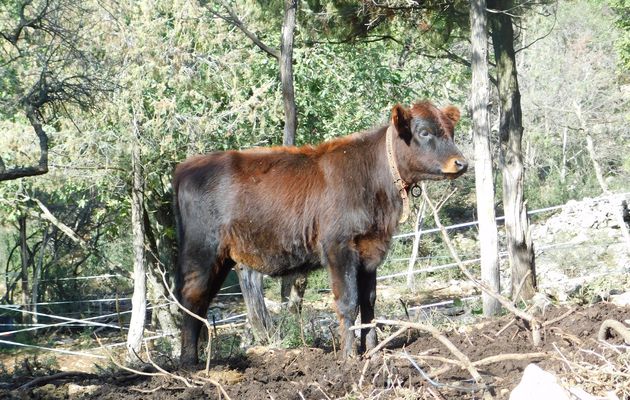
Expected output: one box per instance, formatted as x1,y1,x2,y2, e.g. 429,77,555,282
17,371,98,390
598,320,630,344
353,318,492,398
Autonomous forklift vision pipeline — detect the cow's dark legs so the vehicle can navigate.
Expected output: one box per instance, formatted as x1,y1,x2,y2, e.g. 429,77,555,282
358,268,377,353
179,248,234,367
326,244,360,357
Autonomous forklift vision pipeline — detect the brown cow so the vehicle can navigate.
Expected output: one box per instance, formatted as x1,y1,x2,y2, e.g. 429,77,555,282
174,101,467,366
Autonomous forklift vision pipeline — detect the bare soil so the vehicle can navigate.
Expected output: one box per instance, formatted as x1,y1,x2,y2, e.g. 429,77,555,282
1,302,629,400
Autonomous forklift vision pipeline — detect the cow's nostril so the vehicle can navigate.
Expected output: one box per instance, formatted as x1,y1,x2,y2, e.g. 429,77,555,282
454,159,468,172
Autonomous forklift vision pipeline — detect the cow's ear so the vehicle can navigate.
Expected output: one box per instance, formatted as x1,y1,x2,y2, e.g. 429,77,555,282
391,104,412,144
442,105,461,126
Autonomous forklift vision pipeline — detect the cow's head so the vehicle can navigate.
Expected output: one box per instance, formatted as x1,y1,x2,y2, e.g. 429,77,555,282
391,101,468,184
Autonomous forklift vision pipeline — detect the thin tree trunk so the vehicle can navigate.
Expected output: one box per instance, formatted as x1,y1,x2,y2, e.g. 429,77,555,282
19,215,32,325
235,264,274,343
280,0,298,145
585,134,609,194
490,3,537,301
574,102,610,194
278,0,307,314
470,0,501,316
143,208,181,357
32,226,49,325
127,113,147,364
560,127,568,184
280,0,307,312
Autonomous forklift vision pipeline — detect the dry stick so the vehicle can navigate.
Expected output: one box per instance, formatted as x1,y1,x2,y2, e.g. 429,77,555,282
95,336,182,380
365,326,408,358
129,385,167,394
598,320,630,345
400,350,488,394
471,352,548,366
370,319,488,388
142,341,197,390
542,307,577,327
512,270,532,306
420,351,549,379
328,325,337,358
495,318,516,337
18,371,98,390
358,358,371,388
421,187,542,346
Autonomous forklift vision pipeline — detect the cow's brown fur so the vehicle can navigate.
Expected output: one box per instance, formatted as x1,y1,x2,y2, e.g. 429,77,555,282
174,101,467,366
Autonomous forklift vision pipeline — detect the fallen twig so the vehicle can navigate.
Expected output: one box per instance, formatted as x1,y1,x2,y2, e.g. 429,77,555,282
129,385,167,394
365,326,408,358
542,307,577,327
406,351,548,378
18,371,98,390
401,350,490,394
368,318,491,397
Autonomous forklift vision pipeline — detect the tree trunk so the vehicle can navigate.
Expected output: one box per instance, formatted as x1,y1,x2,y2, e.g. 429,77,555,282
280,273,308,313
278,0,307,316
143,208,181,357
470,0,501,316
490,3,537,301
280,0,298,145
574,102,610,194
0,106,48,181
32,226,49,325
585,134,609,194
126,114,147,364
18,215,32,325
234,264,274,343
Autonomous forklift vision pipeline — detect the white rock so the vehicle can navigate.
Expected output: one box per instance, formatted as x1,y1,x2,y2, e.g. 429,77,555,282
67,384,98,396
610,292,630,307
509,364,571,400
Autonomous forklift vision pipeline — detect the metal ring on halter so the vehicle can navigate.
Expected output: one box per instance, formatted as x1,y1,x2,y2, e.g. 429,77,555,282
410,183,423,198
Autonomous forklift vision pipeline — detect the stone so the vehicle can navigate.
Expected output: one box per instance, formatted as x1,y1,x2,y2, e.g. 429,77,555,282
509,364,570,400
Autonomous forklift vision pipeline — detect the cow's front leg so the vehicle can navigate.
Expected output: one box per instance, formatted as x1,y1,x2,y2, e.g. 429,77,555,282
326,243,360,358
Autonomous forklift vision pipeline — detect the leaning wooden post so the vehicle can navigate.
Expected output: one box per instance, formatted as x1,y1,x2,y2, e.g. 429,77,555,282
407,199,427,289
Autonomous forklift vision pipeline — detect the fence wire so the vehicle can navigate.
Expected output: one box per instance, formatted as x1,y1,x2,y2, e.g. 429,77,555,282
0,192,628,362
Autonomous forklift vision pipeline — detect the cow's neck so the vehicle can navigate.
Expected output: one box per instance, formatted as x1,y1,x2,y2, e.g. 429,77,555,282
385,125,410,223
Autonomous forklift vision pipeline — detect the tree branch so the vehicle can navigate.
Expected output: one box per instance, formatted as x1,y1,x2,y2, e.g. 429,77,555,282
201,0,280,60
0,107,49,181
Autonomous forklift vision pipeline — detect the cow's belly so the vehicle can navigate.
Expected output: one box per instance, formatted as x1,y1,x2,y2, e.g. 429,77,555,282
229,246,321,276
224,223,321,276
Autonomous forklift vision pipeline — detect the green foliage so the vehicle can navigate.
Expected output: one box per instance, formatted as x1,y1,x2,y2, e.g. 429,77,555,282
520,0,630,207
608,0,630,73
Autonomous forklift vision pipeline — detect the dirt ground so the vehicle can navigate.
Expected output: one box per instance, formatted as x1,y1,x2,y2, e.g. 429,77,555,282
1,302,629,399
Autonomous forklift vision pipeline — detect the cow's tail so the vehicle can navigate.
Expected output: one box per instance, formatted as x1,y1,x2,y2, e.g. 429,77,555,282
172,174,184,303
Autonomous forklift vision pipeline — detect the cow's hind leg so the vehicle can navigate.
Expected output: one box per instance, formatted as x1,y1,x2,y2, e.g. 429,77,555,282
179,248,234,367
326,243,360,358
358,268,377,354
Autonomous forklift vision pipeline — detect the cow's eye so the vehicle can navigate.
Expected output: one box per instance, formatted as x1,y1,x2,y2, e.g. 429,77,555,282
419,130,430,137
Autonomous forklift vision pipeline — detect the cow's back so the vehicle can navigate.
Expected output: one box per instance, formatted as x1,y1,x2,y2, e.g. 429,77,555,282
175,149,329,276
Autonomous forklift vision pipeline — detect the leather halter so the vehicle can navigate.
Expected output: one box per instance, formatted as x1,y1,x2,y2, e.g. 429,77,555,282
385,125,410,224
